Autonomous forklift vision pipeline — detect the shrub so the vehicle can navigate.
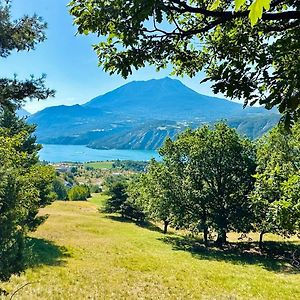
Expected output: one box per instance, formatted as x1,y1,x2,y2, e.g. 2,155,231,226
68,185,91,201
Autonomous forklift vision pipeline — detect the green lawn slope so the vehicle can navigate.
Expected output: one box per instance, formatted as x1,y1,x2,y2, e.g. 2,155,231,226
1,194,299,299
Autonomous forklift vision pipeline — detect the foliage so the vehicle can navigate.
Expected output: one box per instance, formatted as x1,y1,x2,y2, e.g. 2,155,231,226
250,124,300,243
162,122,256,244
103,180,128,213
67,185,91,201
104,179,145,222
129,122,256,244
52,178,68,200
89,184,102,194
0,130,55,280
0,109,41,166
69,0,300,126
0,0,54,111
112,160,148,172
128,160,180,233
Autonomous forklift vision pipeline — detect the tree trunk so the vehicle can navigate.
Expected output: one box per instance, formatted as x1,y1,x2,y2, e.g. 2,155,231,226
259,231,265,249
163,220,169,234
203,225,208,247
216,229,227,247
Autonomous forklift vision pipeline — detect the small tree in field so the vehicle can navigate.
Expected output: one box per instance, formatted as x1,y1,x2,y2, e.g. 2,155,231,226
129,160,180,234
52,178,68,200
103,180,128,214
104,178,145,222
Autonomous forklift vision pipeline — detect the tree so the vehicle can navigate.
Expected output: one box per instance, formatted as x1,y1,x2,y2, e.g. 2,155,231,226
160,122,256,245
250,124,300,247
0,1,55,279
52,178,68,200
0,109,41,166
104,178,145,221
104,180,128,213
68,185,91,201
128,161,179,234
0,0,54,111
69,0,300,126
0,130,55,280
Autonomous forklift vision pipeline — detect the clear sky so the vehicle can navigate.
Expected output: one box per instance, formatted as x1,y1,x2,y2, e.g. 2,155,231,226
2,0,224,113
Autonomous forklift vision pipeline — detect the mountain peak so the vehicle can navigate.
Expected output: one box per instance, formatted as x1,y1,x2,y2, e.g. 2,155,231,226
83,77,262,121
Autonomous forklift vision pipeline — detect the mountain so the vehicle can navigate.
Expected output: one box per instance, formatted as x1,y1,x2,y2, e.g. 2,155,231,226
29,104,108,139
17,108,31,118
28,77,278,149
85,77,265,121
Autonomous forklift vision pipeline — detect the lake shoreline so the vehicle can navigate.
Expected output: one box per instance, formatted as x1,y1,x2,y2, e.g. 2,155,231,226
39,144,160,163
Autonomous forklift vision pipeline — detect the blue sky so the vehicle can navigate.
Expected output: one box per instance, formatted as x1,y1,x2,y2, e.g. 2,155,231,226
2,0,221,113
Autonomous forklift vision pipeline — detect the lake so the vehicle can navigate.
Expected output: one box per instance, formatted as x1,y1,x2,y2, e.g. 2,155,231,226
39,144,161,163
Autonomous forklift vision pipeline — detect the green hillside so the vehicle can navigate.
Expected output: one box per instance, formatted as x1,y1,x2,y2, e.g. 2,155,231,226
1,195,299,299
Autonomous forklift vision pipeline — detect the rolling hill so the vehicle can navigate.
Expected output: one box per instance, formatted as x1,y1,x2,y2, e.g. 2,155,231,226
28,77,278,149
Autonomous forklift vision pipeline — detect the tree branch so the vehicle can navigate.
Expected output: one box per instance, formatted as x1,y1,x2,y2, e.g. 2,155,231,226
167,0,300,21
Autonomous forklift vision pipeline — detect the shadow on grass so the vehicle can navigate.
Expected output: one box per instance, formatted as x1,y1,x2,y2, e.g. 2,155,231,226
160,235,300,274
25,237,70,268
105,215,164,233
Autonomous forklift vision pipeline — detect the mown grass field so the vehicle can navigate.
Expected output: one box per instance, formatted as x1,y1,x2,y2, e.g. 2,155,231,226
84,161,113,169
1,194,299,300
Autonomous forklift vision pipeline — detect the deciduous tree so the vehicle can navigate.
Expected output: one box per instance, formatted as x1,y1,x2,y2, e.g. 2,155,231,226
250,124,300,247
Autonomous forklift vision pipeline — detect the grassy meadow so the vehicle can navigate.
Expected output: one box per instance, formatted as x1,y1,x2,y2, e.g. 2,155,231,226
1,194,299,300
84,161,113,169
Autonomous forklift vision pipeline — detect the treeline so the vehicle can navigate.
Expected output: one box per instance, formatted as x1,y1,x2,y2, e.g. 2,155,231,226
112,160,148,172
105,122,300,247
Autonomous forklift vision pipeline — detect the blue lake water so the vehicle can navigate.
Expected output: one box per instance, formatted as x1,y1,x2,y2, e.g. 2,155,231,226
39,144,161,163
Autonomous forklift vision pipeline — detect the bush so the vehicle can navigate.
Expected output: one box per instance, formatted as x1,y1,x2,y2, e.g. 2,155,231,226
68,185,91,201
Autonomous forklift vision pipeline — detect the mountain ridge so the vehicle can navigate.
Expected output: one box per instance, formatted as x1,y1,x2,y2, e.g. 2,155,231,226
28,77,278,150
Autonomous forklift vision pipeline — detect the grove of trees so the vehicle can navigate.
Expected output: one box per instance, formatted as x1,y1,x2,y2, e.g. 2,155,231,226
105,122,300,248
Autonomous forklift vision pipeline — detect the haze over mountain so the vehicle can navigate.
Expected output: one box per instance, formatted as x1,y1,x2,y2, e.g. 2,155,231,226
28,78,279,150
17,108,31,118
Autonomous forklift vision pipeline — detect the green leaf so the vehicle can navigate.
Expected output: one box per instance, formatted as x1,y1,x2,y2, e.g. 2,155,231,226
249,0,271,26
210,0,221,10
234,0,246,11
